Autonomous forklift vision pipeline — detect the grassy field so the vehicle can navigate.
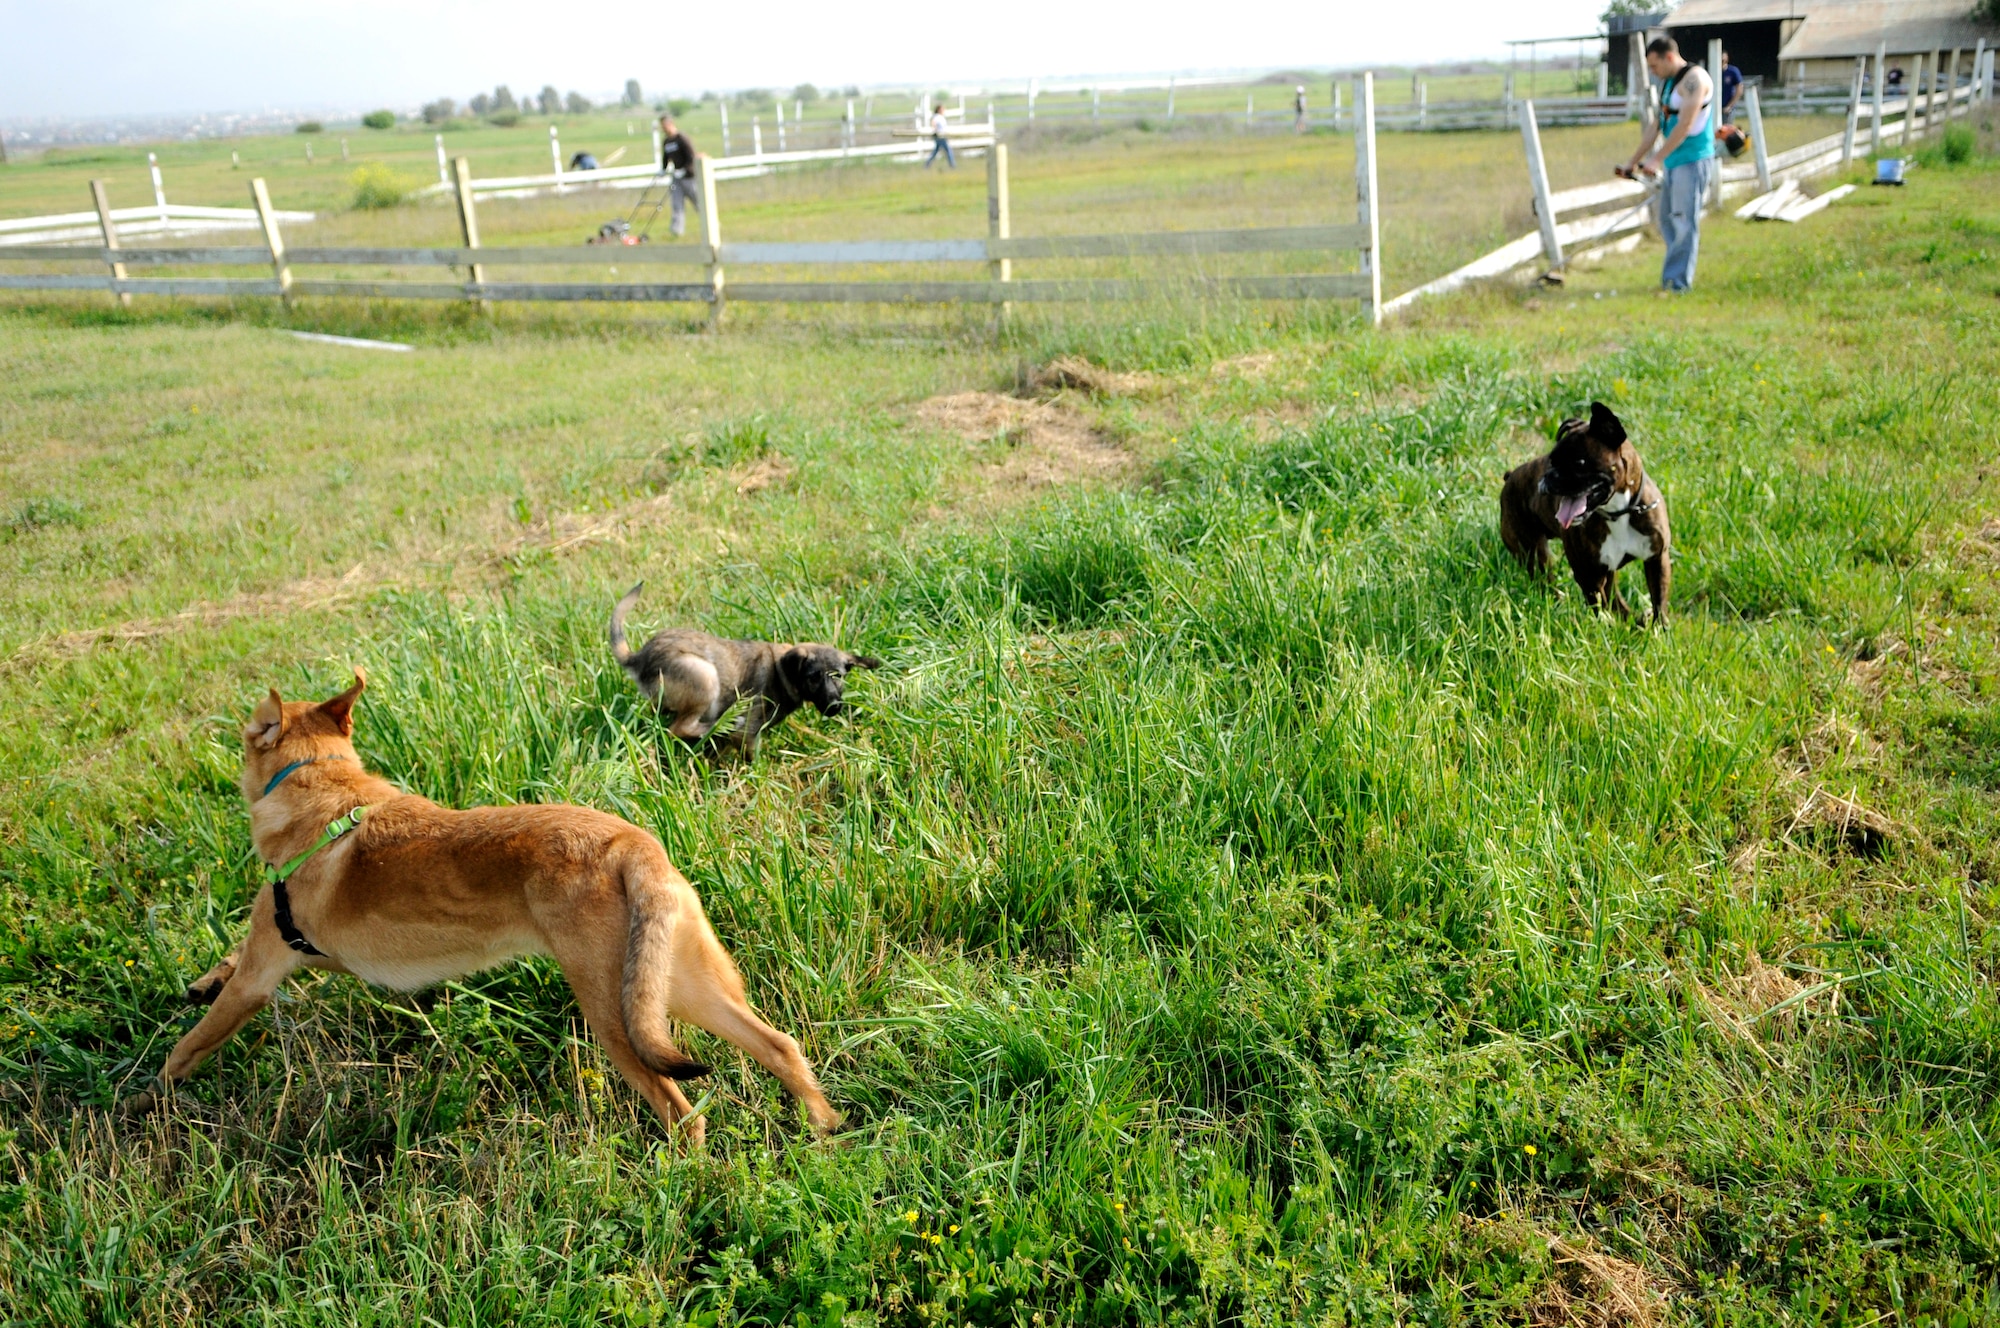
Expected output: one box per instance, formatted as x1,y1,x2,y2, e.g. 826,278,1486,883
2,112,1998,1324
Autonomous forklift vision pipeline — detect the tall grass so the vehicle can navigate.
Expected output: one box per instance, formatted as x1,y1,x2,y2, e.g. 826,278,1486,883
1,156,1997,1323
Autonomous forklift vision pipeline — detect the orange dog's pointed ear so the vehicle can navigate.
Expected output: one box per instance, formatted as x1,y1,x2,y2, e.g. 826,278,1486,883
317,669,366,736
249,688,286,749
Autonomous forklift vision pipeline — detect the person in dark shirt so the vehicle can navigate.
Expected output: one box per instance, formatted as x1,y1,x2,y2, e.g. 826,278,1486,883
1718,50,1744,123
656,114,707,239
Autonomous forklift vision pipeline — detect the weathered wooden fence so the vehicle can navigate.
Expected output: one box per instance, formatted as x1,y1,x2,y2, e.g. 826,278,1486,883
0,77,1388,326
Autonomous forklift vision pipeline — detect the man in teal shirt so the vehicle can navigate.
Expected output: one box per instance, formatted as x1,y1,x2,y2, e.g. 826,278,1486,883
1622,35,1717,292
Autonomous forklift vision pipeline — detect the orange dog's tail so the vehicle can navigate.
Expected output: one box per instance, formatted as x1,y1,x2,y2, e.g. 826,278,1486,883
620,848,713,1081
608,581,645,671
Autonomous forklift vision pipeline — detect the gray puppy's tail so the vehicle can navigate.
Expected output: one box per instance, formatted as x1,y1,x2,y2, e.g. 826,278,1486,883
609,581,645,670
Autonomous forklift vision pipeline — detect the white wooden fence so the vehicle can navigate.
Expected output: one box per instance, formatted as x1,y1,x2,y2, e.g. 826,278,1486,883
1384,66,1985,318
0,77,1388,326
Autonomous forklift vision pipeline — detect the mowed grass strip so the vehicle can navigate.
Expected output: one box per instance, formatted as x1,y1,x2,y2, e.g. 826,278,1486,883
0,140,1997,1323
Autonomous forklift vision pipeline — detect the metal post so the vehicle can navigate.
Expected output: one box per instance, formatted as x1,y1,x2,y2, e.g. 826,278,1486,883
1354,72,1381,327
89,180,130,309
775,101,786,152
720,103,731,156
1503,70,1516,129
753,118,763,160
250,178,293,308
1092,86,1100,127
1745,85,1772,194
435,133,448,185
701,166,724,331
1418,79,1427,129
549,124,562,189
1520,102,1563,270
1245,92,1254,128
1873,43,1886,150
987,142,1011,325
1706,39,1725,212
1166,77,1176,120
1841,59,1863,164
148,152,167,224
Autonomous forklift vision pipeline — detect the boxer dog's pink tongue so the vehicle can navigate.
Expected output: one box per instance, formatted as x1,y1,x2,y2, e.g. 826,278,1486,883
1555,493,1591,529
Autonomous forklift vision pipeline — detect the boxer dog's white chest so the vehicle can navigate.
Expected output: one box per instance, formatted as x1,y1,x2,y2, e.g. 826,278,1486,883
1595,491,1655,570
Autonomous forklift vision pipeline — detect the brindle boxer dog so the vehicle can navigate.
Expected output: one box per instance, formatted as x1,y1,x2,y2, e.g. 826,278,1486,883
132,672,839,1142
1499,401,1671,623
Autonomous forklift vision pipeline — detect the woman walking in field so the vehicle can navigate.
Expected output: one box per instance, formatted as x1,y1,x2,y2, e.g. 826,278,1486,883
925,103,956,169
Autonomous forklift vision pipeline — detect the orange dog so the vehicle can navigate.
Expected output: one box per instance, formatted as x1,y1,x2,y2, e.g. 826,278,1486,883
135,671,839,1141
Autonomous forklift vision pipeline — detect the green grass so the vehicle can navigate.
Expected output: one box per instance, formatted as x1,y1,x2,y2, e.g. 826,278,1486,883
1,120,1998,1324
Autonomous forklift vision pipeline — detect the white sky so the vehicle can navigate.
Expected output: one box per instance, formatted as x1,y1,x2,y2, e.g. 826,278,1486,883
0,0,1610,119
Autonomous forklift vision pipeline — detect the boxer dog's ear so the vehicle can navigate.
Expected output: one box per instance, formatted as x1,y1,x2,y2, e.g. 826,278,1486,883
1588,401,1627,446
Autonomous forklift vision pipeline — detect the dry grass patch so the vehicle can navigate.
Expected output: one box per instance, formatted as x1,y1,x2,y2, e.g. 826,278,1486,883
1785,785,1896,858
1027,354,1160,398
913,391,1131,495
1533,1234,1671,1328
5,564,378,672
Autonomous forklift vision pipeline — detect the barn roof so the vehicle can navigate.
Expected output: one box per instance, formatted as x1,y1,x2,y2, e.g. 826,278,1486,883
1659,0,1998,57
1665,0,1807,22
1777,0,1999,58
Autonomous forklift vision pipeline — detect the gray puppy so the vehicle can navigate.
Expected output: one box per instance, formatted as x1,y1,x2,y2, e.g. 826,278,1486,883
609,582,881,758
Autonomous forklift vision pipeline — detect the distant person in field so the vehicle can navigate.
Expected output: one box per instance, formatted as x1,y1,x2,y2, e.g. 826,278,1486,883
1718,49,1743,123
1294,85,1308,132
657,114,706,239
926,103,955,169
1621,35,1716,292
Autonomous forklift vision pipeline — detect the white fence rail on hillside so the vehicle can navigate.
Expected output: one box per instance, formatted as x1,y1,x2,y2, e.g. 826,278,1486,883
0,80,1388,326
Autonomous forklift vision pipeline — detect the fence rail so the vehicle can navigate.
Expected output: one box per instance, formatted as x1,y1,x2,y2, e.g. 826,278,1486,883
0,79,1388,324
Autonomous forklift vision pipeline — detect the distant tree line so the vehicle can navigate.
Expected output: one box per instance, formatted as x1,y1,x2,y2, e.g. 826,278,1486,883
413,78,863,129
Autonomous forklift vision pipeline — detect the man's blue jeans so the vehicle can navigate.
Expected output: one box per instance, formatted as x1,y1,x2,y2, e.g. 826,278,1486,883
1656,157,1715,291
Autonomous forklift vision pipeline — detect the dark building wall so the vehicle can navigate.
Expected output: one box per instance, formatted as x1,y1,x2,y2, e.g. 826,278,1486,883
1664,19,1786,82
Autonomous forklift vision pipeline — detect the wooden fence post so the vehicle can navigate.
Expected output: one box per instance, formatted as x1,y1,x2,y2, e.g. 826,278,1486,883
549,125,563,186
452,157,485,302
720,104,730,157
249,178,293,308
1873,44,1886,151
776,101,786,152
987,142,1011,323
1841,59,1864,164
1745,84,1772,194
1947,47,1962,119
435,133,448,185
89,180,130,309
1354,72,1381,327
1166,77,1176,120
1519,101,1563,272
702,166,724,331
